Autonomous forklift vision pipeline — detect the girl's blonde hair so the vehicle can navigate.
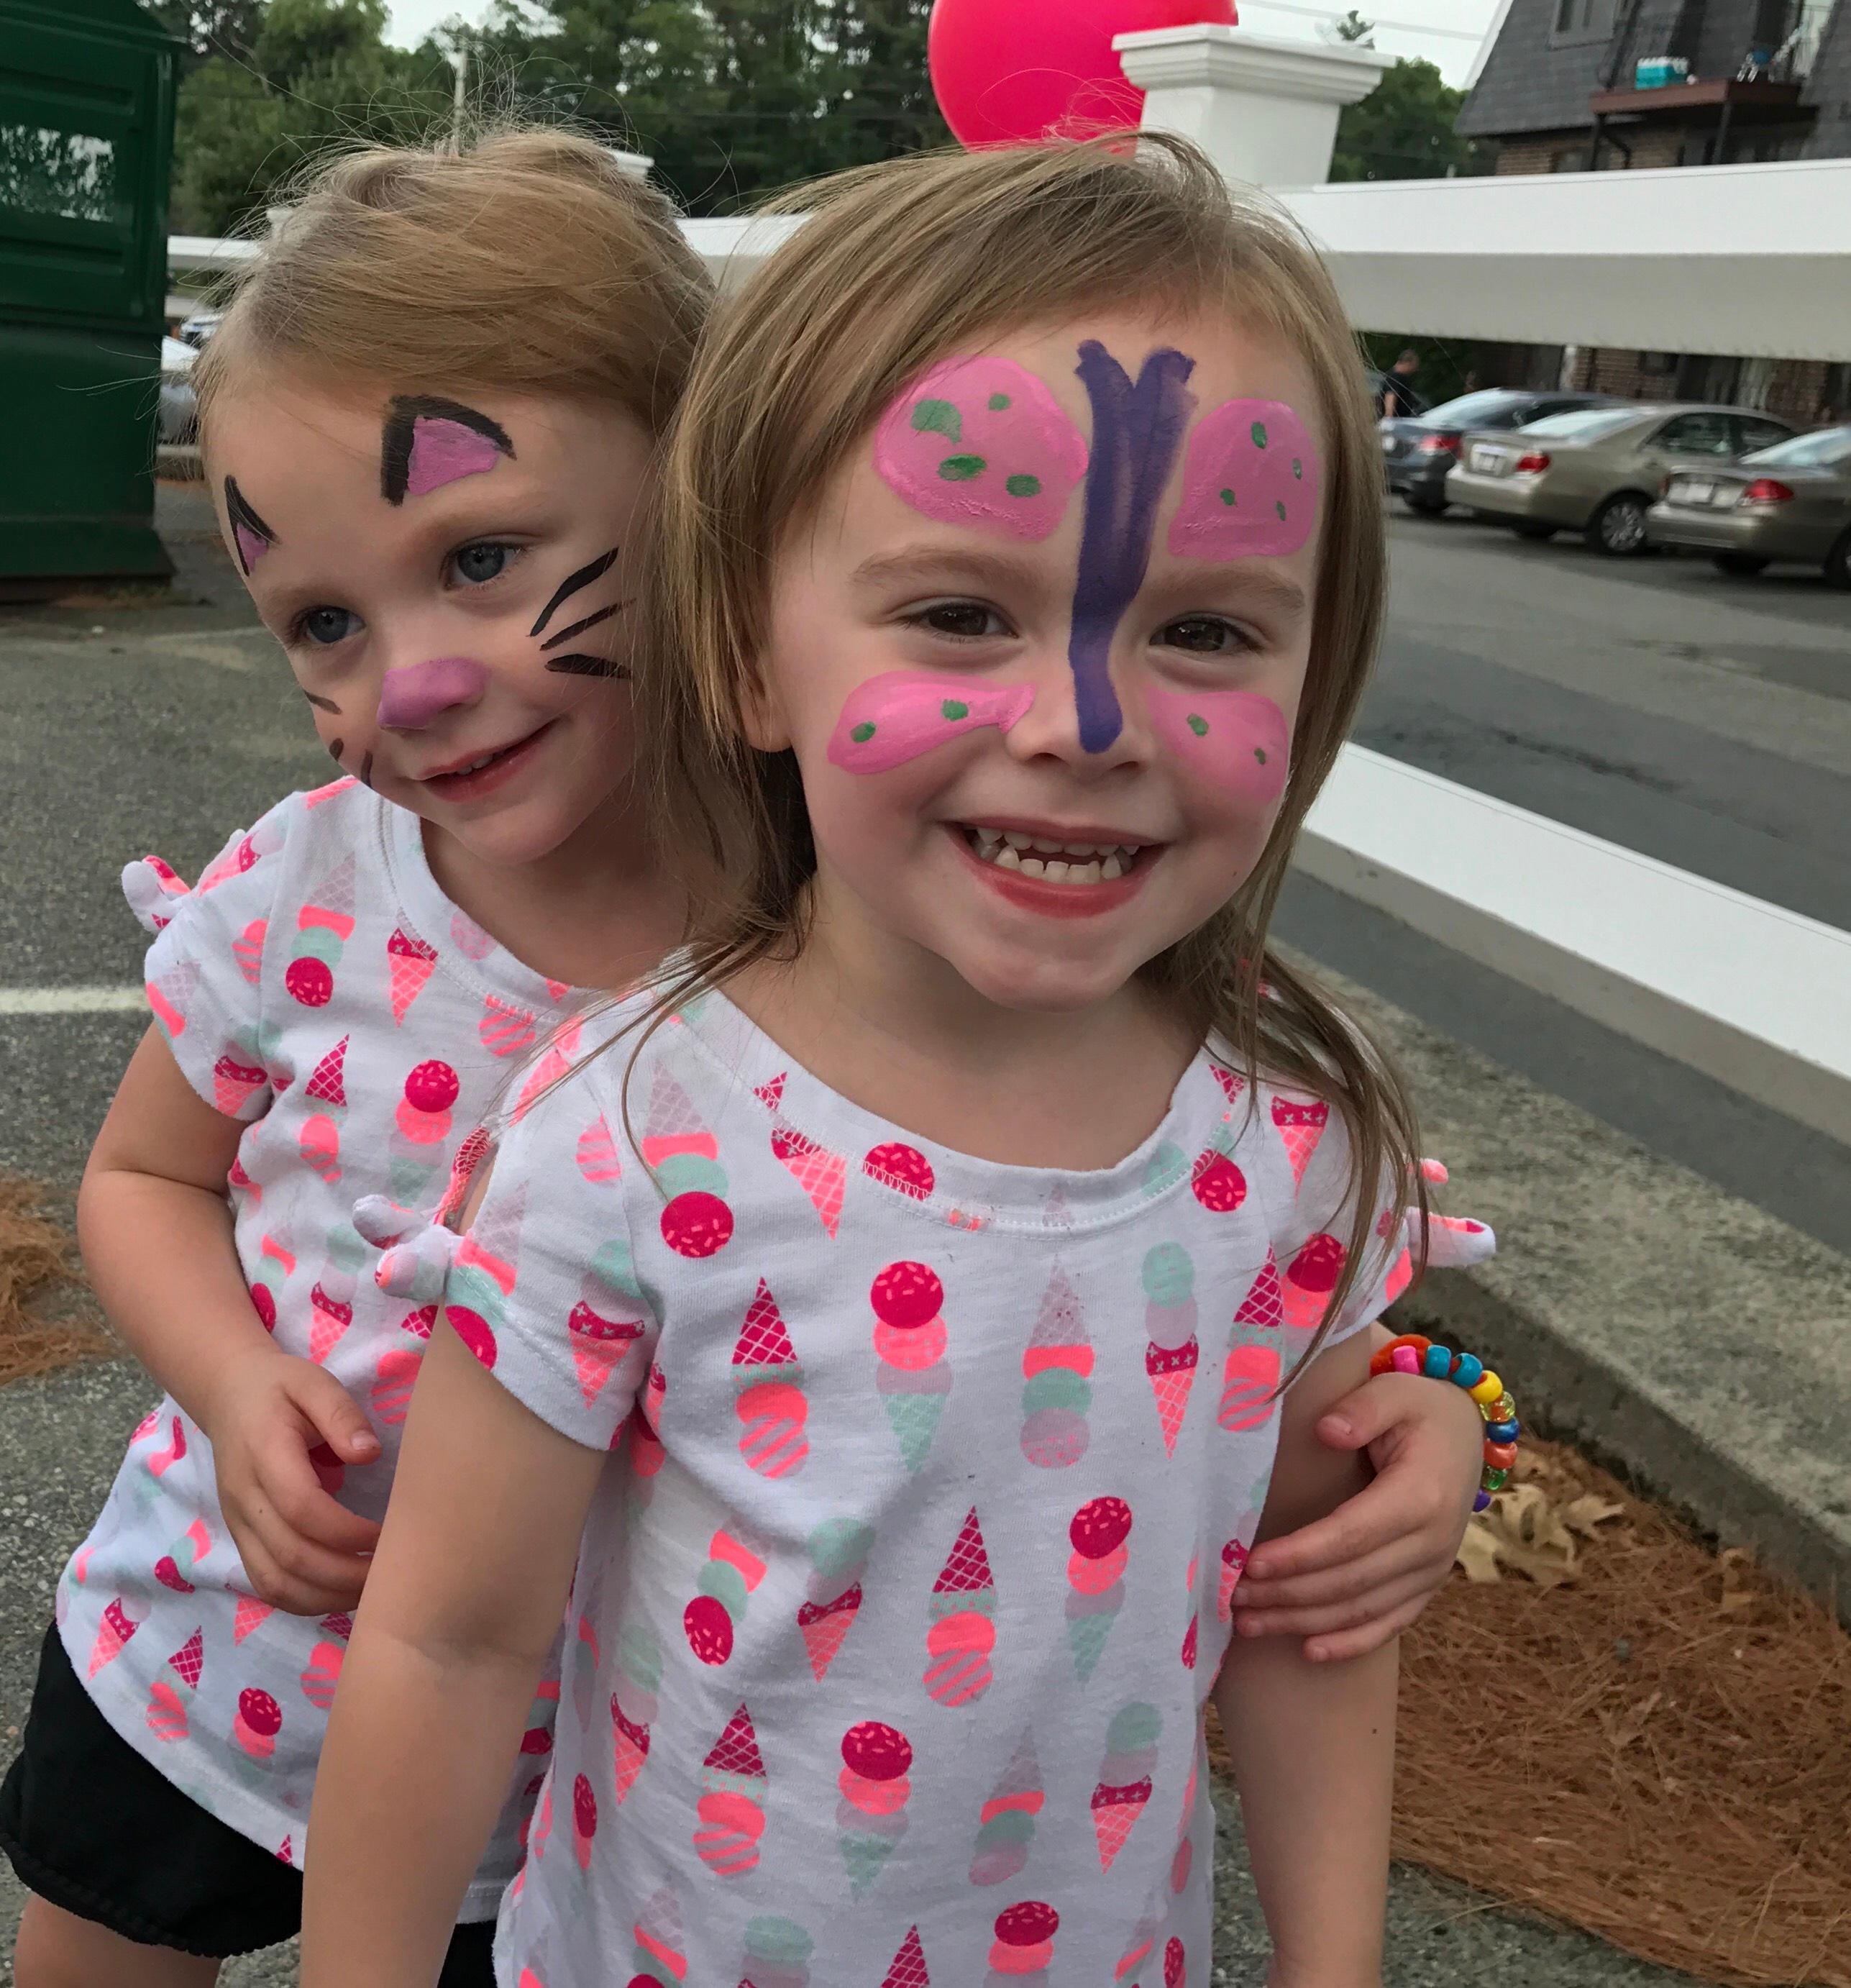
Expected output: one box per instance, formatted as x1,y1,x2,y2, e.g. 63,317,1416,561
193,128,711,441
639,134,1425,1360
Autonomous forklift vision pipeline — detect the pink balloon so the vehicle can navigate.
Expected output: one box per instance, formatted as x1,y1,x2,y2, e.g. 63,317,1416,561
930,0,1238,150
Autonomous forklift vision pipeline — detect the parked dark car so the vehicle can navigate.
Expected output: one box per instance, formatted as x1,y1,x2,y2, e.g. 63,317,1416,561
1646,424,1851,588
1380,388,1622,516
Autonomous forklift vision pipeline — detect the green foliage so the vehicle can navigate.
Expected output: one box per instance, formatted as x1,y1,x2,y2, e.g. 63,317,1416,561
1331,55,1481,183
167,0,952,234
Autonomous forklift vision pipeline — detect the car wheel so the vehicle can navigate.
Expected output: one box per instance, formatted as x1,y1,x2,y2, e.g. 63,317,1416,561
1509,521,1556,541
1404,493,1448,516
1589,493,1650,556
1711,552,1768,577
1824,528,1851,592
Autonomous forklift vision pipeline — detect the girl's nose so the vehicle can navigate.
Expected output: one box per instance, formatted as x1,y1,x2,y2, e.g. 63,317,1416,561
1005,647,1151,774
375,657,490,731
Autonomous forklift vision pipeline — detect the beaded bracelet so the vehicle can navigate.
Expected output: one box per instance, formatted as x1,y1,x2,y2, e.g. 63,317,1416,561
1368,1331,1519,1513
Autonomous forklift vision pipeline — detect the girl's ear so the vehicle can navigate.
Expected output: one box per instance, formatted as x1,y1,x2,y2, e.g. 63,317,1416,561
738,662,792,754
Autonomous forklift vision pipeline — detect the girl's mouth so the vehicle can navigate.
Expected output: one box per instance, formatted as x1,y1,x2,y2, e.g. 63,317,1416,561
421,723,553,803
951,824,1159,917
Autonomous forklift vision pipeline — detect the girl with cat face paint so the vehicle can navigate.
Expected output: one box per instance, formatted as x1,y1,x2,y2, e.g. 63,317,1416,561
4,134,1486,1988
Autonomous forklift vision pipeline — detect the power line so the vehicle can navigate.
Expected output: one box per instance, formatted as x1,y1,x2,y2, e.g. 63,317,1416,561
1238,1,1491,42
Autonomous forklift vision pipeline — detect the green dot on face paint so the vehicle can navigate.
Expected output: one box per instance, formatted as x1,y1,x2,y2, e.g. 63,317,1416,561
988,392,1011,411
1251,421,1268,449
941,699,969,721
851,721,875,743
1292,457,1303,479
1276,499,1287,521
1186,713,1209,737
938,454,986,482
1005,473,1041,498
911,398,961,442
1254,747,1268,765
1219,488,1236,506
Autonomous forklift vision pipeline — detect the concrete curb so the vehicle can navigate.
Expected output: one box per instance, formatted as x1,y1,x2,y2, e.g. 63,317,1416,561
1304,950,1851,1627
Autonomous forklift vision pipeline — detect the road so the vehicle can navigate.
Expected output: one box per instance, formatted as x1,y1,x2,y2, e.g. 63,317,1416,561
2,487,1825,1987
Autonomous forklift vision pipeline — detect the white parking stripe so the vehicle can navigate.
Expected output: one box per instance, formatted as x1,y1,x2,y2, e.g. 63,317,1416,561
0,986,145,1016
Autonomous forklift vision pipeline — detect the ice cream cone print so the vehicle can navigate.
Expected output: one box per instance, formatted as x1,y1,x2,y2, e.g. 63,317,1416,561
1115,1895,1163,1983
213,1035,268,1116
370,1344,422,1426
1066,1496,1132,1684
799,1517,871,1681
569,1609,601,1730
697,1705,768,1877
628,1877,687,1988
145,959,200,1039
1020,1265,1092,1469
1189,1131,1246,1214
1281,1233,1345,1333
250,1233,293,1333
1142,1244,1199,1457
1164,1936,1187,1987
871,1261,951,1474
864,1139,935,1201
1092,1702,1161,1871
985,1902,1059,1987
1217,1537,1249,1620
742,1915,814,1988
611,1617,662,1803
386,925,438,1024
641,1067,714,1167
1271,1093,1329,1190
767,1118,847,1238
233,916,266,985
969,1731,1043,1886
641,1069,734,1258
837,1720,910,1897
286,860,354,1008
731,1280,808,1477
147,1625,203,1741
299,1636,344,1710
924,1508,996,1706
480,992,538,1060
577,1113,622,1184
882,1927,929,1988
1207,1059,1246,1116
684,1522,769,1667
1219,1262,1285,1435
308,1281,353,1362
153,1515,212,1594
233,1687,282,1771
568,1771,598,1872
234,1592,274,1644
570,1236,647,1407
299,1036,349,1183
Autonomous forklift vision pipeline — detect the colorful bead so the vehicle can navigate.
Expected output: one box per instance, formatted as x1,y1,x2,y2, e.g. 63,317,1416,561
1486,1392,1516,1425
1390,1344,1421,1374
1422,1344,1453,1380
1484,1441,1517,1471
1453,1353,1484,1390
1472,1488,1492,1513
1482,1466,1509,1492
1485,1418,1519,1445
1468,1372,1503,1407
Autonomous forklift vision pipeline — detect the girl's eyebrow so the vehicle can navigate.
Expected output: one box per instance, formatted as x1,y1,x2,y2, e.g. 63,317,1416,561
850,544,1048,595
1155,567,1310,623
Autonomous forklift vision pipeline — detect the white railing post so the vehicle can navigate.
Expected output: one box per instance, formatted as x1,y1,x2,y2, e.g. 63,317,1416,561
1116,24,1389,186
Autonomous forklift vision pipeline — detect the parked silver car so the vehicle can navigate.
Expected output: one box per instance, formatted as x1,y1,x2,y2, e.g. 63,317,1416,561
1645,425,1851,589
1444,403,1797,555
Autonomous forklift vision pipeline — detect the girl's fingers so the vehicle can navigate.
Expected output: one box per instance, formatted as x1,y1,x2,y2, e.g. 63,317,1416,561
284,1362,383,1464
257,1438,383,1556
234,1538,365,1619
1234,1565,1438,1643
1305,1594,1430,1664
1244,1467,1455,1582
1234,1532,1434,1613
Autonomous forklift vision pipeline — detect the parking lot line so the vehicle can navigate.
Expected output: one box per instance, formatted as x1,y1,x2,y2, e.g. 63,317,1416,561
0,986,145,1016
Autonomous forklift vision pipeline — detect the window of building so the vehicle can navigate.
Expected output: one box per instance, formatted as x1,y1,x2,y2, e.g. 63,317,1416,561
1553,0,1617,44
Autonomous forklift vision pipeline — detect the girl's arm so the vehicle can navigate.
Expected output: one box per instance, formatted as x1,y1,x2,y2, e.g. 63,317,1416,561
1232,1323,1484,1659
303,1317,605,1987
80,1026,383,1610
1215,1329,1397,1988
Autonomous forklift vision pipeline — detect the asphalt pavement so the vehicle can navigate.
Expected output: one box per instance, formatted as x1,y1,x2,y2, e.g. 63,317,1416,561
1,484,1841,1984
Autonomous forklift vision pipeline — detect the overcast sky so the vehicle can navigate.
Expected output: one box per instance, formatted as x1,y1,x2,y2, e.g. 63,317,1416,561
385,0,1504,88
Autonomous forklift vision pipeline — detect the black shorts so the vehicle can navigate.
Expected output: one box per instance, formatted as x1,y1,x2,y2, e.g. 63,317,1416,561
1,1622,496,1979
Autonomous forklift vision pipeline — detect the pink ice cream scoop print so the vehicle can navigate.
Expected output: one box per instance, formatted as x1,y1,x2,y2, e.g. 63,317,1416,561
874,356,1088,541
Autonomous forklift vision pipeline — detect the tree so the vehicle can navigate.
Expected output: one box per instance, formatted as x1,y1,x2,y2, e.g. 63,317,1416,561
1324,8,1375,43
1330,55,1479,182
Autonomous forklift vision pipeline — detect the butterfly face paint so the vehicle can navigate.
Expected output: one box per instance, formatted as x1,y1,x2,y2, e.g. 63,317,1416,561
224,477,277,575
828,672,1035,774
1169,400,1319,560
380,396,515,505
1145,688,1292,811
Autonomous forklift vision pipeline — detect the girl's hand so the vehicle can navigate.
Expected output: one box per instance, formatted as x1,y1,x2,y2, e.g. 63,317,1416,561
1232,1369,1482,1660
201,1348,383,1615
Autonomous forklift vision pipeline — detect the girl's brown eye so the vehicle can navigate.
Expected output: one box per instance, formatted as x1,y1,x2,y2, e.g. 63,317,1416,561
919,602,1000,639
1161,615,1241,654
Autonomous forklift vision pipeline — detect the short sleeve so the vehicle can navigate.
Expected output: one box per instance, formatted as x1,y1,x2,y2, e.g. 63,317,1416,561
1263,1086,1404,1351
129,802,293,1122
440,1076,658,1452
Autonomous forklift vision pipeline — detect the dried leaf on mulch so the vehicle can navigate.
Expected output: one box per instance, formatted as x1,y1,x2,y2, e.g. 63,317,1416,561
1209,1439,1851,1987
0,1173,109,1385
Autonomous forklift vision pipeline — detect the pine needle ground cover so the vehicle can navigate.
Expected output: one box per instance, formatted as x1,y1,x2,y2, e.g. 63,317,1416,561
0,1174,107,1386
1217,1438,1850,1985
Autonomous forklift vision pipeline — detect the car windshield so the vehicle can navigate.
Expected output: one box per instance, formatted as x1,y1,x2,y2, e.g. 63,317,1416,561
1419,390,1530,427
1518,408,1641,441
1741,426,1851,469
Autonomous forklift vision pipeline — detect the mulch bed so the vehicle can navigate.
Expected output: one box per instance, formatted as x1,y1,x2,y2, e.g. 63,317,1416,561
0,1173,109,1387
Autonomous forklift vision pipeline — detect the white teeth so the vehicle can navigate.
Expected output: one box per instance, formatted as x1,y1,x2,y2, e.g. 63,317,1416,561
1018,856,1047,877
975,827,1002,852
1100,854,1125,880
1041,860,1070,883
995,845,1023,870
1004,831,1033,851
1070,860,1102,885
964,826,1145,885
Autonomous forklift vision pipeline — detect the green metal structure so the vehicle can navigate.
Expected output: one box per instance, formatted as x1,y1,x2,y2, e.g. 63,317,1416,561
1,0,179,583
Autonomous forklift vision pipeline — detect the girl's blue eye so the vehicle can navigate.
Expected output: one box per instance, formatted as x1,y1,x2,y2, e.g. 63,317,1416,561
1159,614,1247,655
300,606,360,647
452,542,513,586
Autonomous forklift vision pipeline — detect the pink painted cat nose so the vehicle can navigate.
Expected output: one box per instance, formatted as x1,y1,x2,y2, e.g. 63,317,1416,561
375,657,490,731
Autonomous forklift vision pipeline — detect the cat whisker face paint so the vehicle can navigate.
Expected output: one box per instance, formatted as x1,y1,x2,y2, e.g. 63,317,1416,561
530,544,633,678
380,396,515,506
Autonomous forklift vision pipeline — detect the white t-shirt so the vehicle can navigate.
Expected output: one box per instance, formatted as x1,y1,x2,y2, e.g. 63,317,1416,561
60,777,580,1911
400,983,1403,1984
